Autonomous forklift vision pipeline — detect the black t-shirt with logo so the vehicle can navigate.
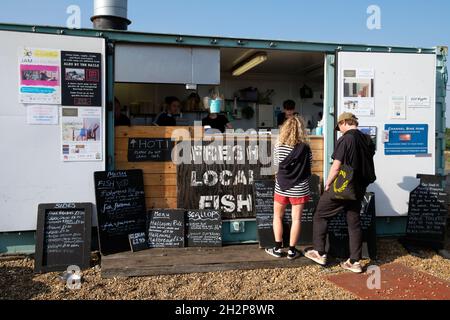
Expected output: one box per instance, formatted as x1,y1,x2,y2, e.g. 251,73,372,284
202,114,229,133
155,112,176,126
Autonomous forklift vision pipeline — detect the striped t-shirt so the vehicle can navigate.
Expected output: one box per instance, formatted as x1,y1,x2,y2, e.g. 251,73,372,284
274,143,313,198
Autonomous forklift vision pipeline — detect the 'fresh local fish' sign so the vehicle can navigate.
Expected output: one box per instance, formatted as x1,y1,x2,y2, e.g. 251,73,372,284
176,139,274,219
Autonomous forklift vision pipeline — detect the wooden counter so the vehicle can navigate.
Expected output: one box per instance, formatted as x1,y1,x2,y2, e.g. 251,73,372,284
115,126,324,211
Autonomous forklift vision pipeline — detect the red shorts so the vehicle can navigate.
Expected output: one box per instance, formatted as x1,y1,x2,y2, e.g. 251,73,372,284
274,193,310,205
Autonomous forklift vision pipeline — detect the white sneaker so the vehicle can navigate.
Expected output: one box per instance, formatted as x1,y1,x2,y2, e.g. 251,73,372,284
304,250,327,266
340,259,363,273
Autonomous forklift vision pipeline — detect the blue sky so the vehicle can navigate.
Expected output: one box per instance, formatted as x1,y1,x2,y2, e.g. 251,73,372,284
1,0,449,125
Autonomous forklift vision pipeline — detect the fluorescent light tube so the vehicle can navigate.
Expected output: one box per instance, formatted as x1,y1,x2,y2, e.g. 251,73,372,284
232,52,268,76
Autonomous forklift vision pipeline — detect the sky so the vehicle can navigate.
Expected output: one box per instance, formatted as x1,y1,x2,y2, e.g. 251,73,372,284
1,0,449,125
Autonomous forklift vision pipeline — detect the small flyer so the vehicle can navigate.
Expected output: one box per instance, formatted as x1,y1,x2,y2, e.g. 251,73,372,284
61,107,102,162
341,69,375,117
19,47,61,104
407,96,431,108
389,96,407,119
26,105,59,125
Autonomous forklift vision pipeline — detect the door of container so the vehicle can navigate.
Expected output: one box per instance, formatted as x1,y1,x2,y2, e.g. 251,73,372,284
336,51,437,217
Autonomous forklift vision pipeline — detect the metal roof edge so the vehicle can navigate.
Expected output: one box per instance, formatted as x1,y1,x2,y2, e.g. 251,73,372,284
0,22,437,54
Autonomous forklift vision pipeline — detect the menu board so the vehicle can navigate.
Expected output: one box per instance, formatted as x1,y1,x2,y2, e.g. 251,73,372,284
147,210,185,248
327,193,377,259
186,210,222,247
94,170,147,255
61,51,102,107
34,203,92,273
255,175,321,248
128,232,148,252
405,174,448,249
128,138,174,162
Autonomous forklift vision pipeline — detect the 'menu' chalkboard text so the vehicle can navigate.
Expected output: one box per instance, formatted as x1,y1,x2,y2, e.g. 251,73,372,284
94,170,147,255
34,203,92,273
147,210,185,248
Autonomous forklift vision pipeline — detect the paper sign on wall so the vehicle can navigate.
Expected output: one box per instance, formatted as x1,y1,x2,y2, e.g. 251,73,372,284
389,96,406,119
61,107,102,162
407,96,431,108
27,105,59,125
19,48,61,105
384,124,428,156
341,69,375,117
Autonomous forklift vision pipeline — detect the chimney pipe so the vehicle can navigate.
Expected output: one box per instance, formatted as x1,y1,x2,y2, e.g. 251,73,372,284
91,0,131,30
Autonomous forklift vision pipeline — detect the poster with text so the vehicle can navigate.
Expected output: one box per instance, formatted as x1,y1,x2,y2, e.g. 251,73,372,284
61,107,102,162
384,124,428,156
27,105,59,125
389,96,407,119
342,69,375,117
19,48,61,104
61,51,102,107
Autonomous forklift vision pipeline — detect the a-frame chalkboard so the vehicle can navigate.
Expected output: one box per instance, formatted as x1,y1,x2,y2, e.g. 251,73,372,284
34,203,92,273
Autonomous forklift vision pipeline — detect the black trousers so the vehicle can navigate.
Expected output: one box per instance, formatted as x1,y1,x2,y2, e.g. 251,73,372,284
312,190,363,261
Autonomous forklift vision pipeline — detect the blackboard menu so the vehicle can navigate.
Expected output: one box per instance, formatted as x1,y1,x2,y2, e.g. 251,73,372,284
328,193,377,259
61,51,102,107
255,176,321,248
128,138,174,162
147,210,185,248
186,210,222,247
405,174,448,249
34,203,92,273
94,170,147,255
128,232,148,252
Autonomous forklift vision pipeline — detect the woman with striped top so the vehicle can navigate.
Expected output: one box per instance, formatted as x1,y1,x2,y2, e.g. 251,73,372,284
265,116,313,260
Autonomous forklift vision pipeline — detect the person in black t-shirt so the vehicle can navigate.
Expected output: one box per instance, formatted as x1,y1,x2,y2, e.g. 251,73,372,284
277,100,297,127
114,97,131,126
304,112,376,274
202,112,232,133
155,96,180,126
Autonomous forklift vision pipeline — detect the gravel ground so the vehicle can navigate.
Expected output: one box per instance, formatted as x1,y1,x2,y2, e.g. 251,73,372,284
0,239,449,300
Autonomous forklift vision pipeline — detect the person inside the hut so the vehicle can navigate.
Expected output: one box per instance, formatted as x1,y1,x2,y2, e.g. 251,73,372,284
277,99,298,127
154,96,181,126
265,116,313,260
114,97,131,126
304,112,376,273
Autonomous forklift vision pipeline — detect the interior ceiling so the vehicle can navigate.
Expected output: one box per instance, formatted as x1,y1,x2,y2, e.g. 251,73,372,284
220,48,324,77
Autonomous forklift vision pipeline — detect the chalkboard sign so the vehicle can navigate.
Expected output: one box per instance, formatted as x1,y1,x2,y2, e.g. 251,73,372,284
94,170,147,255
255,176,321,248
404,174,448,249
128,232,148,252
186,210,222,247
328,193,377,259
147,210,185,248
128,138,174,162
34,203,92,273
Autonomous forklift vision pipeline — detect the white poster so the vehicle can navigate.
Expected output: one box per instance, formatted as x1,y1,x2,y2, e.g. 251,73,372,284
407,96,431,108
19,47,62,104
342,69,375,117
27,105,59,125
389,96,407,119
61,107,102,162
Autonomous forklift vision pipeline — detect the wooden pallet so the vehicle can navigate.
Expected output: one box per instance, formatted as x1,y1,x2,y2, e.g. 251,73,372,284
101,245,312,278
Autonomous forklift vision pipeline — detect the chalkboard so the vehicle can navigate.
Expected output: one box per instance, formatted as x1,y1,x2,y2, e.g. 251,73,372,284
255,175,321,248
404,174,448,249
128,232,148,252
34,203,92,273
128,138,174,162
94,170,147,255
327,193,377,259
147,210,185,248
186,210,222,247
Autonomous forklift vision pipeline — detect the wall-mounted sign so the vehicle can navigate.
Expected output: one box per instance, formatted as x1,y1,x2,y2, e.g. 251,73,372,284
128,138,174,162
384,124,428,156
26,104,59,125
19,47,61,105
61,51,102,107
407,96,431,108
61,107,102,162
359,126,378,150
341,68,375,117
389,96,406,119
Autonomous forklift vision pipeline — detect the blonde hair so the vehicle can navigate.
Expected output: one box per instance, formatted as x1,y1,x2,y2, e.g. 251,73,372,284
278,116,308,147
